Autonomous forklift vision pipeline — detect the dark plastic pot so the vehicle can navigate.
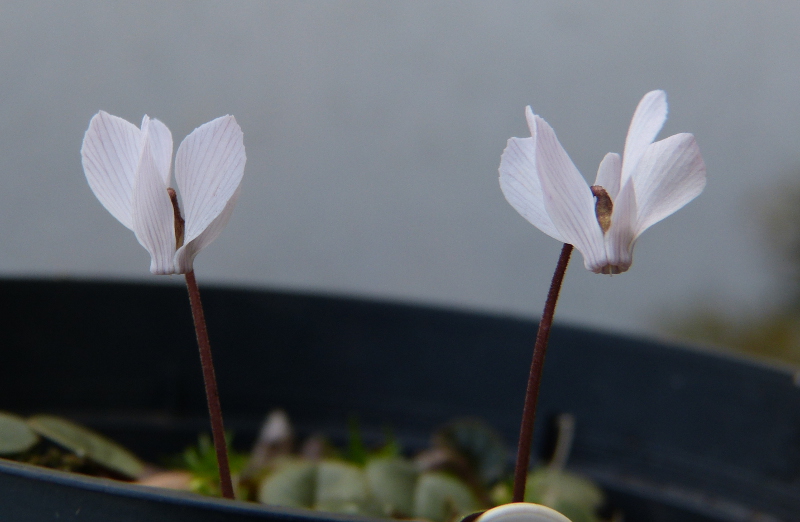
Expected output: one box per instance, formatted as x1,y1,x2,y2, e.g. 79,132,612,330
0,279,797,521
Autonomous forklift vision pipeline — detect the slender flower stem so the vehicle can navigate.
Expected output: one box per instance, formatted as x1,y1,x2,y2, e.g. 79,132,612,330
512,243,573,503
185,270,235,500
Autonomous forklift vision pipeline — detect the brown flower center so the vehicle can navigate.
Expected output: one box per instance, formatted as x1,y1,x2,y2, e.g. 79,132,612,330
590,185,613,234
167,187,185,249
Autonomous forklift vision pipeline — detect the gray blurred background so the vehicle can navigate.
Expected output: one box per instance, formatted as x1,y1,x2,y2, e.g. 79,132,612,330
0,1,796,337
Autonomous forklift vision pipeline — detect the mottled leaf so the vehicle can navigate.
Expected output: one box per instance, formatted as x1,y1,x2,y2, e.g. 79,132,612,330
315,460,381,516
258,459,316,508
365,456,418,516
414,472,479,522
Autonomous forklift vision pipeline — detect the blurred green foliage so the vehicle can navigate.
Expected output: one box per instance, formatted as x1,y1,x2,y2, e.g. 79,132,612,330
664,310,800,366
174,416,609,522
663,178,800,367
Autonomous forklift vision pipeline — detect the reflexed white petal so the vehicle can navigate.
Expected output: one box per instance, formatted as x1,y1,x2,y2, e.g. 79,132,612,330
633,133,706,237
476,502,572,522
175,115,246,245
174,186,241,274
142,116,173,186
602,177,637,274
524,105,537,135
81,111,141,229
499,136,564,242
533,115,605,270
131,138,177,275
622,90,667,184
594,152,622,199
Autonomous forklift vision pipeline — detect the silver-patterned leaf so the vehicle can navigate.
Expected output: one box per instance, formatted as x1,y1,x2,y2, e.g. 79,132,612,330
365,456,418,517
414,472,479,522
315,460,382,516
258,459,316,508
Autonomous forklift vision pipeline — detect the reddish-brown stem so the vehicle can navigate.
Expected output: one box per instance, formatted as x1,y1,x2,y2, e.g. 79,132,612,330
512,243,573,502
185,270,235,500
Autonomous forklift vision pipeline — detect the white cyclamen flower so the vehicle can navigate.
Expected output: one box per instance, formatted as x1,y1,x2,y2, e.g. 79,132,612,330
499,90,706,274
476,502,572,522
81,112,246,275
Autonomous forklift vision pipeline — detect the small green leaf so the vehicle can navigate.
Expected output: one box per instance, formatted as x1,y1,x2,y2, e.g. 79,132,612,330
365,456,418,517
0,412,39,455
414,472,479,522
258,459,317,508
27,415,144,478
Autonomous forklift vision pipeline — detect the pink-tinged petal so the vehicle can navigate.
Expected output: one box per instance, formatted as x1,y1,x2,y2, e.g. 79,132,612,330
533,115,605,270
593,152,622,199
174,115,245,246
131,137,177,275
174,186,241,274
142,116,173,186
81,111,141,229
622,90,667,184
601,177,637,274
633,133,706,238
499,136,564,242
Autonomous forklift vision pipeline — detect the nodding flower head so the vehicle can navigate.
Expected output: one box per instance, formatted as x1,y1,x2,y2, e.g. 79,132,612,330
81,112,246,274
499,90,706,274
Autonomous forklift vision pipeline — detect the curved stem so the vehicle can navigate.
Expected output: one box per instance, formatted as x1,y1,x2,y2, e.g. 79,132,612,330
511,243,573,503
185,270,235,499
